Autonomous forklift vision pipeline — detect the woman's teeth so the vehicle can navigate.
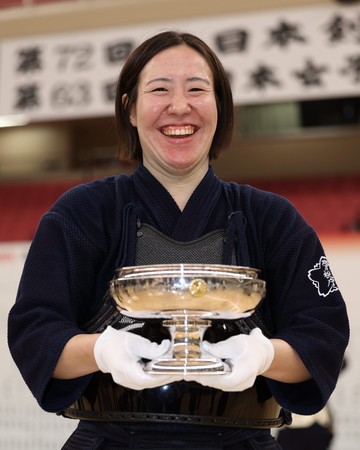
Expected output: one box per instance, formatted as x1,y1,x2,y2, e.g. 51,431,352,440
162,126,195,136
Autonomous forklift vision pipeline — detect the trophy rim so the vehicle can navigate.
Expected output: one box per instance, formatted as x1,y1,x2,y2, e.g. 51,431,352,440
113,263,261,280
110,264,266,319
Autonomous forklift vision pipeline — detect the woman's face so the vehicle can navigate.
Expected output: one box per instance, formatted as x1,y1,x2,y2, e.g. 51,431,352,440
129,45,218,177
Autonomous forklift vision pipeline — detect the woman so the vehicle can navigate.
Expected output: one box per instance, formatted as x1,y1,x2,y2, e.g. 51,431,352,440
8,31,349,449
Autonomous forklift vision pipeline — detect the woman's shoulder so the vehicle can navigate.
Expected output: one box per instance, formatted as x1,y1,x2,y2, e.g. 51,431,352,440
61,173,130,200
52,174,131,212
36,174,133,242
222,180,311,238
223,180,295,211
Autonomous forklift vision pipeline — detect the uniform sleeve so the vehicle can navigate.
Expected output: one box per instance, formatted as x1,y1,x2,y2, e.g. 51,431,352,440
260,196,349,415
7,190,106,413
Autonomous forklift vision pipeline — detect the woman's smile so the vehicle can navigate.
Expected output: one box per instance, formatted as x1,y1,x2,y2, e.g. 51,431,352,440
161,125,196,137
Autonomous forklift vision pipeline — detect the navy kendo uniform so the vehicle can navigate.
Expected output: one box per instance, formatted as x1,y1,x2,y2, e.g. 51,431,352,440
8,164,349,449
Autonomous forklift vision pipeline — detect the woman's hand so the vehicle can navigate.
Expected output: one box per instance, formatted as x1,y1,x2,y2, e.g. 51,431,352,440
94,326,182,390
185,328,274,391
184,328,311,391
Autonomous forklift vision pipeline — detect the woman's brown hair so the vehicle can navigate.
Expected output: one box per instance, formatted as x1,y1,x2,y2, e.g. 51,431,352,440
115,31,234,161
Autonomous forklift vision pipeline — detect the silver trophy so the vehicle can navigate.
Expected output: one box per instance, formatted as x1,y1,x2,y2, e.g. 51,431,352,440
110,264,266,375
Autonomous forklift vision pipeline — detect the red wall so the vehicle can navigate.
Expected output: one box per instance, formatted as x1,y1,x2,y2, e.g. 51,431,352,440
1,175,359,242
0,0,73,9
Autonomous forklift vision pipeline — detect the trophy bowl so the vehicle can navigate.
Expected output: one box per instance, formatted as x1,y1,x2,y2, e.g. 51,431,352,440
110,264,266,375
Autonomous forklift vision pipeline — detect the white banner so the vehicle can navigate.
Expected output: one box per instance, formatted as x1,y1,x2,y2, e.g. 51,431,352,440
1,4,360,121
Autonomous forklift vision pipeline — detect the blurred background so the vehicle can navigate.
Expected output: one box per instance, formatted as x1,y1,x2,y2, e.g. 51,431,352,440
0,0,359,449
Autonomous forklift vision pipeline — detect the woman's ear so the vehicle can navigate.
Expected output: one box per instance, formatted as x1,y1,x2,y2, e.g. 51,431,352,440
122,94,137,127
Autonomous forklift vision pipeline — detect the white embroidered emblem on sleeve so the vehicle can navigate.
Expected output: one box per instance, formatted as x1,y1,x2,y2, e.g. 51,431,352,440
308,256,339,297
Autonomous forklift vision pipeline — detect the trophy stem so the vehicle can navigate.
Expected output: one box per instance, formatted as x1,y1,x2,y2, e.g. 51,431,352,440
164,317,210,360
144,313,230,375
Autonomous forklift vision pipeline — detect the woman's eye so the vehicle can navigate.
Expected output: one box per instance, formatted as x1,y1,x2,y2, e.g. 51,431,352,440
152,87,167,92
189,87,204,92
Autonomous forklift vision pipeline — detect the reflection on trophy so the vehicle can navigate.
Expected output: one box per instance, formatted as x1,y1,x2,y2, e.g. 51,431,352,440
110,264,266,375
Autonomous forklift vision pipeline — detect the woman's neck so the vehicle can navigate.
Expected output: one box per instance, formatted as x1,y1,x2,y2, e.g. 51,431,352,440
143,162,209,211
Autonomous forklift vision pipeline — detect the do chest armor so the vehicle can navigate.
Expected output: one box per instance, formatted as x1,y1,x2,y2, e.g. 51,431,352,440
60,222,289,428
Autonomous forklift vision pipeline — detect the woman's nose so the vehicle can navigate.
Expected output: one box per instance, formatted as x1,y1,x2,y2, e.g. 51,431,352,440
167,92,191,116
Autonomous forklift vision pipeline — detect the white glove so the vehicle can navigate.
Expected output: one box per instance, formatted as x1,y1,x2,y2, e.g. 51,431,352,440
94,326,181,390
185,328,274,392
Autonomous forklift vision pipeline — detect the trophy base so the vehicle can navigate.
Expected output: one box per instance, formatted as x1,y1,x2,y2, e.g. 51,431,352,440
144,357,230,375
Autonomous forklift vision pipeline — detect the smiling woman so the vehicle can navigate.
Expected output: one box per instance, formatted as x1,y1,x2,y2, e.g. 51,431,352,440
8,31,349,450
127,45,218,205
116,32,234,164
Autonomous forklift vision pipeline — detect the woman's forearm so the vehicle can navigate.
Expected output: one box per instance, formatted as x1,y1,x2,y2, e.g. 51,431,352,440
263,338,312,383
52,333,100,379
